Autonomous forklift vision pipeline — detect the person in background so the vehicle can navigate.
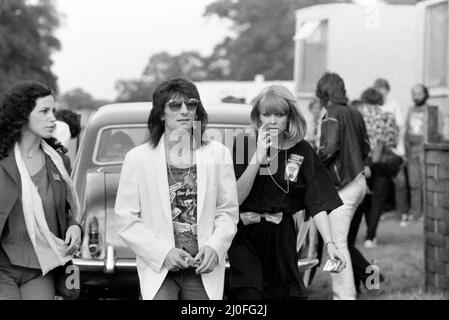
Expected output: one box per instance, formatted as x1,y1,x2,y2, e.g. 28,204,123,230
229,85,344,300
52,120,71,149
357,88,398,248
347,98,385,294
373,79,409,227
54,109,81,142
305,98,325,151
404,84,444,220
103,131,135,162
115,78,238,300
53,109,81,150
0,81,82,300
317,72,370,300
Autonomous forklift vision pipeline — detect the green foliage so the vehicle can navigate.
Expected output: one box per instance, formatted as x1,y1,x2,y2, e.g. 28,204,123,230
0,0,61,96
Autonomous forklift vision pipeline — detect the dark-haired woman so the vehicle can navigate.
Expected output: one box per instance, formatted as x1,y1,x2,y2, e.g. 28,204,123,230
115,77,239,300
229,85,345,300
0,82,82,300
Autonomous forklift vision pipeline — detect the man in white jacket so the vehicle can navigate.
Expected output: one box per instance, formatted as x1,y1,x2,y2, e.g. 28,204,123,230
115,78,239,300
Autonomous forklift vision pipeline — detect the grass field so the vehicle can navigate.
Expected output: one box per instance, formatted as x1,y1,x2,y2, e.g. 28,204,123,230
307,213,449,300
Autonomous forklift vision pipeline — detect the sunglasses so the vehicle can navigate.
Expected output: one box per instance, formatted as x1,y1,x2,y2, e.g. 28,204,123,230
166,98,200,112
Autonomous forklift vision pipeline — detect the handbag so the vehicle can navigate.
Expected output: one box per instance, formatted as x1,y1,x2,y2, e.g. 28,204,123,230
372,141,403,177
54,260,81,300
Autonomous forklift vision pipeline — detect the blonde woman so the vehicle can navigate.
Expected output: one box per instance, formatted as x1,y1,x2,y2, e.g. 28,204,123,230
228,85,345,300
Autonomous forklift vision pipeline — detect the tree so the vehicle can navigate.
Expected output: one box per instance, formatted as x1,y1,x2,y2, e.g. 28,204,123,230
142,52,182,84
176,51,209,81
112,0,351,101
116,51,210,102
114,79,155,103
59,88,109,110
142,51,209,82
203,0,349,80
0,0,61,96
203,0,297,80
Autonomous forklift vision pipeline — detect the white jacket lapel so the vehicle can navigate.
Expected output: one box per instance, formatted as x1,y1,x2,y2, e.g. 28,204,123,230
195,145,207,223
154,136,172,226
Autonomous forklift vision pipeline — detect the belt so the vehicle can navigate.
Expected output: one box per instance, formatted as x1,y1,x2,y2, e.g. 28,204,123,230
240,212,283,226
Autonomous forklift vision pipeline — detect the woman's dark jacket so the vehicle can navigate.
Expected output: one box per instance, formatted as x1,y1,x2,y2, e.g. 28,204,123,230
0,150,80,239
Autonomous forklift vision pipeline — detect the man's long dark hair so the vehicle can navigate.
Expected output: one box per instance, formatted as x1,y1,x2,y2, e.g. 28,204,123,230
0,81,66,160
316,72,349,107
147,78,208,148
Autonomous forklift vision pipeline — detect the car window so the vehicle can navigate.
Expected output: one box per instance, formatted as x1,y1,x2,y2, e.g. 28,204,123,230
94,125,253,165
95,127,148,164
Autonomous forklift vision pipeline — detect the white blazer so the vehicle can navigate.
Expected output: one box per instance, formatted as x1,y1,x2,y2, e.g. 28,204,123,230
114,135,239,300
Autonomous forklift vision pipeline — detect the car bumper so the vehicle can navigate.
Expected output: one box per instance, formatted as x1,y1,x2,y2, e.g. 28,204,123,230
73,258,136,273
73,258,319,273
72,245,319,293
73,243,319,275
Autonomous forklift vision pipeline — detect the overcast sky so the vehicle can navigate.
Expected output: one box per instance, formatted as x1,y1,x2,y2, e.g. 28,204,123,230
52,0,231,100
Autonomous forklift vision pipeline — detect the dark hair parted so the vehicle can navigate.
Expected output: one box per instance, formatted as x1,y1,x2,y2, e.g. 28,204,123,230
0,81,66,159
361,87,384,106
147,78,208,148
55,109,81,138
316,72,349,107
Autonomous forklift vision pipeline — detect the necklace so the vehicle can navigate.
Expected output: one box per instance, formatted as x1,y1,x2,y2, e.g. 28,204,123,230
266,137,288,162
266,151,289,194
167,162,192,187
266,147,280,163
166,137,195,186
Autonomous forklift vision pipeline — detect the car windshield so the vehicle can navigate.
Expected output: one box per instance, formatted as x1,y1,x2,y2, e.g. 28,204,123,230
95,127,148,164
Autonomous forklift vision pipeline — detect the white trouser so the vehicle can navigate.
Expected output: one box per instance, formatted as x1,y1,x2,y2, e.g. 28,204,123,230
329,173,367,300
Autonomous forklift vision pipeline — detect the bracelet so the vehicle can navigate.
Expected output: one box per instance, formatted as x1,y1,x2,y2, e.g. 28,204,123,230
325,241,336,249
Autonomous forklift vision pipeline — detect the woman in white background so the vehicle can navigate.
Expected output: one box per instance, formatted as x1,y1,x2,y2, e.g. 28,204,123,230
115,78,238,300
